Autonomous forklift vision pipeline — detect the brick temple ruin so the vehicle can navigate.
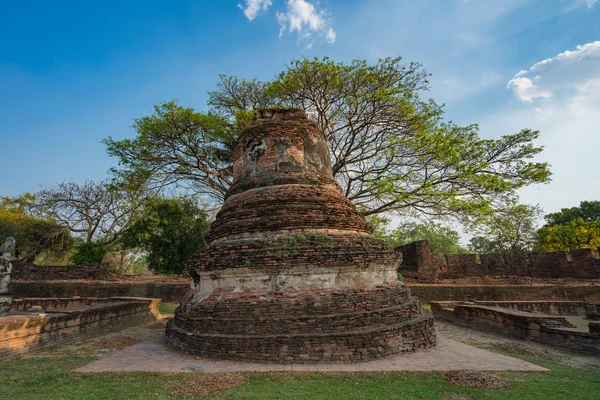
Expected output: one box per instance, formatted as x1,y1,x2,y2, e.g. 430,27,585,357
166,109,436,362
398,240,600,281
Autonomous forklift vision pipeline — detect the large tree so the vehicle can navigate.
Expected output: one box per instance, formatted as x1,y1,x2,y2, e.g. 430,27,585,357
105,103,235,203
544,201,600,226
35,181,149,263
0,194,71,262
120,197,210,274
538,218,600,252
468,199,541,254
391,221,468,254
537,201,600,252
106,57,551,221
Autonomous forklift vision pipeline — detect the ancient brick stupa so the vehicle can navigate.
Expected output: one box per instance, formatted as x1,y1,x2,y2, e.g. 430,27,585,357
166,109,436,362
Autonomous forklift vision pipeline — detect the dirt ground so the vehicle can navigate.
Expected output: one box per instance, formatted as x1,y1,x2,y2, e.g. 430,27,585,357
25,319,169,359
435,320,600,368
22,315,600,371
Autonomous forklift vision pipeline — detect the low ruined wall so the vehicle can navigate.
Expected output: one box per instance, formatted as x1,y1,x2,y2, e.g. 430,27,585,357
0,297,159,359
12,281,189,303
12,280,600,304
398,241,600,280
12,263,121,281
470,301,600,316
409,284,600,303
431,303,600,354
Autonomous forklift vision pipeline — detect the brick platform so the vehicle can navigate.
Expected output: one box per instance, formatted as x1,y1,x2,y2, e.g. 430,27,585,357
0,297,159,359
77,333,546,373
166,109,436,362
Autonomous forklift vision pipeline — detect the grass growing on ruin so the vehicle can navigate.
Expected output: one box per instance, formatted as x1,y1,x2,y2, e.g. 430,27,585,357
2,351,600,399
158,302,179,315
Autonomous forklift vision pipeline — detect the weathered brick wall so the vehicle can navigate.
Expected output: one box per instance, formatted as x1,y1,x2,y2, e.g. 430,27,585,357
0,297,158,359
398,240,600,280
12,263,122,281
12,281,189,303
409,284,600,302
189,234,398,273
167,314,435,363
431,303,600,355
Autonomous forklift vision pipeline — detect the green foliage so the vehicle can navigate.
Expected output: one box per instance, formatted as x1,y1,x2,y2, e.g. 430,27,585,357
210,57,551,220
544,201,600,226
391,221,468,254
158,302,178,315
107,57,551,221
0,194,71,261
120,196,210,274
277,235,310,257
537,200,600,252
104,101,235,203
468,199,541,254
70,240,109,265
538,218,600,252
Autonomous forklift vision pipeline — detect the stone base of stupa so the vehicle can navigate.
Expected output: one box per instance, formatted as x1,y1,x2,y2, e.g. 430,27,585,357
165,234,436,363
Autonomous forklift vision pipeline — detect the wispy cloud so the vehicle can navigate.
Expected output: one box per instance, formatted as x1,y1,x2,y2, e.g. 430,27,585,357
482,40,600,213
239,0,336,45
587,0,598,9
507,41,600,102
238,0,273,21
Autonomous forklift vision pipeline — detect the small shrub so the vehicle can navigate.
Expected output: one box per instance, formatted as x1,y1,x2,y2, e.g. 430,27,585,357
71,241,108,265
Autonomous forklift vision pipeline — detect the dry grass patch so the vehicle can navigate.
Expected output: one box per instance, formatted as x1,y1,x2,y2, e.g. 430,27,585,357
441,370,509,390
177,372,247,398
93,336,140,350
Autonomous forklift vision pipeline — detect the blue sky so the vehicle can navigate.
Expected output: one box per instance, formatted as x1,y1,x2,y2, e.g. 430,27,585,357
2,0,599,219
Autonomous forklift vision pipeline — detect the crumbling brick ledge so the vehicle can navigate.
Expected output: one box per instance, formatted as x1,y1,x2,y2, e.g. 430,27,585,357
431,301,600,355
0,297,160,359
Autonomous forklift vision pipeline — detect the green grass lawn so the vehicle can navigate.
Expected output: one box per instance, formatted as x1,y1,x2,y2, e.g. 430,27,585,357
2,352,599,400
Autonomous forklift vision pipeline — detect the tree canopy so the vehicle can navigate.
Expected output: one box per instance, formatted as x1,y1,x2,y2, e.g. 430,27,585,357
468,199,541,254
120,197,210,274
35,180,148,246
537,201,600,252
0,194,71,261
105,56,551,222
390,221,468,254
544,201,600,226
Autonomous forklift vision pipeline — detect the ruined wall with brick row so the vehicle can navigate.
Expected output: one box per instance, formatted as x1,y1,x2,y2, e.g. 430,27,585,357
431,303,600,354
167,314,436,364
397,240,600,280
0,298,158,359
12,263,121,281
177,286,418,335
189,234,398,273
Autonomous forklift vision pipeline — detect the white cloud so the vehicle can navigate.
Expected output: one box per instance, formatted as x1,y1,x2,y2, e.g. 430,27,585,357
238,0,335,45
238,0,273,21
507,41,600,102
587,0,598,9
479,41,600,214
276,0,336,43
326,27,336,43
